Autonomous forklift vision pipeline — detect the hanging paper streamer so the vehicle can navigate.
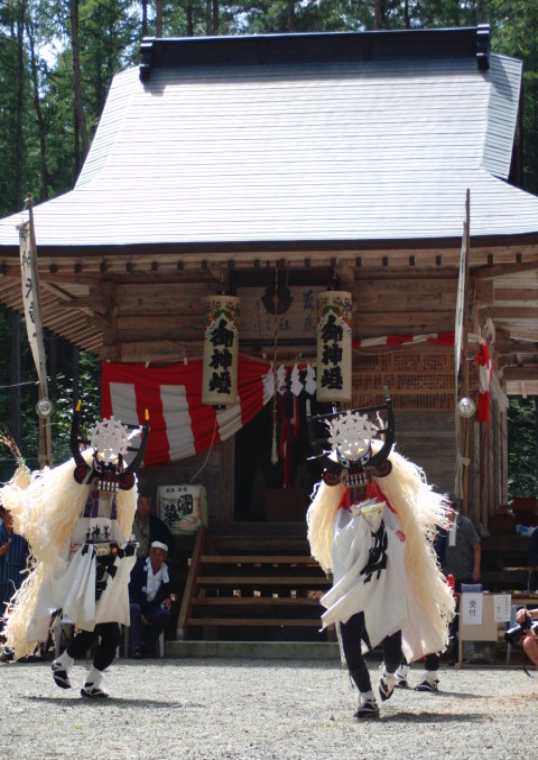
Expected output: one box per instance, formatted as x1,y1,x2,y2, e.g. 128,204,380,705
304,364,317,396
263,363,276,398
202,295,240,406
276,364,288,395
290,364,303,396
316,290,353,403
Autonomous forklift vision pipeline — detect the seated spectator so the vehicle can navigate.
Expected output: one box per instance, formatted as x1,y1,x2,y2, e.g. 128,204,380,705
128,541,172,658
527,527,538,590
131,493,175,560
0,504,29,661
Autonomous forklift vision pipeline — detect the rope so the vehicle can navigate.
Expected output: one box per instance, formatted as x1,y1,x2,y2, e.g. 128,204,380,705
190,414,218,484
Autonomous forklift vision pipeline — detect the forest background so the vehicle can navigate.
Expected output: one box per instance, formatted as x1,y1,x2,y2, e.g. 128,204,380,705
0,0,536,496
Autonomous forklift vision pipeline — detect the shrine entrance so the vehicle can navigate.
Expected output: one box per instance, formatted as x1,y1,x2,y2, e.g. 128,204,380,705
234,394,332,524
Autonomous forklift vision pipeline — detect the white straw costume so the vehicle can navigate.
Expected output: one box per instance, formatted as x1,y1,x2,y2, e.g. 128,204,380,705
307,445,455,664
1,449,138,659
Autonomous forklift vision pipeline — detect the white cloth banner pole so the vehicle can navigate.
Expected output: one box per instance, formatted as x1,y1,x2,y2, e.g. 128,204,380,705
18,214,48,399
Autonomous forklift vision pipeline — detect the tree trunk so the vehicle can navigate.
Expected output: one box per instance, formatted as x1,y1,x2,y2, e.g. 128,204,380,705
476,0,484,25
186,1,193,36
212,0,219,35
69,0,89,162
141,0,148,38
288,0,295,32
15,0,26,211
73,346,80,405
155,0,163,36
206,0,212,35
74,103,81,176
94,8,104,117
49,333,57,402
26,20,49,201
374,0,382,30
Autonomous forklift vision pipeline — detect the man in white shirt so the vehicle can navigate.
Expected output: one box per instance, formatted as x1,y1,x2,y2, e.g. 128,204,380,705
128,541,172,658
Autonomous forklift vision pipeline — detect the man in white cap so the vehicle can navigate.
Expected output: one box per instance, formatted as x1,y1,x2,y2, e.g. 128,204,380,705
128,540,172,658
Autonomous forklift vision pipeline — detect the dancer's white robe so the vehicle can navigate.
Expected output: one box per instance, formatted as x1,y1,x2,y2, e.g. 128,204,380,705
26,508,136,641
320,505,447,663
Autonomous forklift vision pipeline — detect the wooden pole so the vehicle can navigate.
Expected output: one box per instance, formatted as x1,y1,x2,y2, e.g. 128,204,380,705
455,190,471,513
462,190,471,516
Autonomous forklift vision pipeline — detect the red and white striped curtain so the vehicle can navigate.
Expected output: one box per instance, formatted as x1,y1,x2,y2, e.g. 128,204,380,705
102,356,271,466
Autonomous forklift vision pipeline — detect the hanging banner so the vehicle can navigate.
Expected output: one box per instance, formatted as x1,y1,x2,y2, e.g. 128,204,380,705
201,294,240,406
18,216,48,399
316,290,352,403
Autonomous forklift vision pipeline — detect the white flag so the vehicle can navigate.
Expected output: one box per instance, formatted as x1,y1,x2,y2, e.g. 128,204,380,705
18,218,48,397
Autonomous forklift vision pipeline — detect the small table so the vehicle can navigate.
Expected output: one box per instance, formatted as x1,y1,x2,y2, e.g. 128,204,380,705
458,591,538,665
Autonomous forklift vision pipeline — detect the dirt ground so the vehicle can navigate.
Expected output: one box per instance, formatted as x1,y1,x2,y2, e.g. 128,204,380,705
0,657,536,760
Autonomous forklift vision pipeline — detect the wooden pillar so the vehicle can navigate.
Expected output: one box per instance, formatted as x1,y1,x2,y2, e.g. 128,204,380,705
101,282,119,360
465,415,478,525
473,419,481,525
492,399,501,520
479,424,488,530
219,437,235,527
500,409,509,505
486,417,494,527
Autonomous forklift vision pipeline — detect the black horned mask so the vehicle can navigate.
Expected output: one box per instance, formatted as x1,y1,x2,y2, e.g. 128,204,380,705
70,402,150,491
307,387,395,488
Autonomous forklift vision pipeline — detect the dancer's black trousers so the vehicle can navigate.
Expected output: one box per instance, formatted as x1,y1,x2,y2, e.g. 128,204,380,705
340,611,402,693
66,622,121,671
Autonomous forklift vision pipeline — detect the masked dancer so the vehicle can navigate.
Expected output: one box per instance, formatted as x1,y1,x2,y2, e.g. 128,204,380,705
1,403,149,698
306,389,454,718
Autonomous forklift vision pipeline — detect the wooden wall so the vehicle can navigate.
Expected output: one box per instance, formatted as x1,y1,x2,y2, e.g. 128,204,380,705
395,410,456,494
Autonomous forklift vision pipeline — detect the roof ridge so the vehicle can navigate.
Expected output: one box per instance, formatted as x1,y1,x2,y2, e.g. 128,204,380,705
139,26,491,81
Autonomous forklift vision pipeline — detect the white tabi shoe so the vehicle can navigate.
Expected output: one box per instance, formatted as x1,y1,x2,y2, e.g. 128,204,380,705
378,668,398,702
414,678,439,693
80,683,109,699
354,698,380,719
51,660,71,690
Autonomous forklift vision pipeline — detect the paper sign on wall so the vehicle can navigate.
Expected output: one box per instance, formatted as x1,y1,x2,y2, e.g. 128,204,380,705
461,592,483,625
493,594,512,623
157,484,208,534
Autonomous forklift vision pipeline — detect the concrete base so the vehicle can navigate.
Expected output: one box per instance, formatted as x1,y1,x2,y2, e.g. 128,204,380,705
164,640,341,660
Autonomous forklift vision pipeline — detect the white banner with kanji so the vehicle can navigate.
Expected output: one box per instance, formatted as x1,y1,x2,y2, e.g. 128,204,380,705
18,219,48,396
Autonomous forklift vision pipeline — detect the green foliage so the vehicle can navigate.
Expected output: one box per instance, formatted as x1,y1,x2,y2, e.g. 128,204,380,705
487,0,538,193
507,397,538,498
0,306,10,427
48,349,102,463
0,303,101,465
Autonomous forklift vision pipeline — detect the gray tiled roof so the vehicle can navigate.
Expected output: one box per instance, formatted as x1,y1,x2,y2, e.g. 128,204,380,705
0,43,535,249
